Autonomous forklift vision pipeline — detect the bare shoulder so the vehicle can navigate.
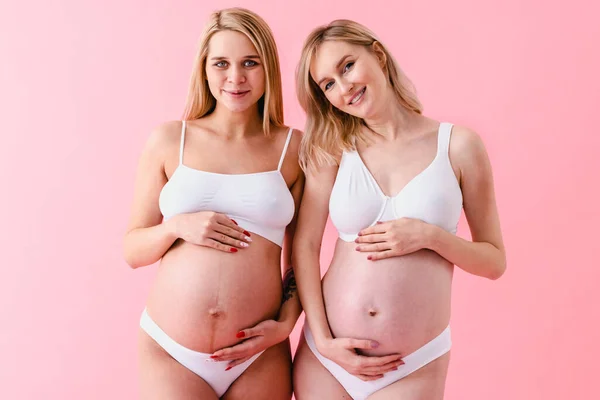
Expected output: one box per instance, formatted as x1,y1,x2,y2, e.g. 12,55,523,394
145,120,183,154
449,124,490,171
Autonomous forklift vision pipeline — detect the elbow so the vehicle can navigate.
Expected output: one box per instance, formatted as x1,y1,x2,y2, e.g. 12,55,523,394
488,257,507,281
123,250,141,269
122,239,142,269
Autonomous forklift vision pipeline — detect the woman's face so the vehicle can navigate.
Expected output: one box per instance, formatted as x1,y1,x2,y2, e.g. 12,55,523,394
205,30,266,113
310,40,389,120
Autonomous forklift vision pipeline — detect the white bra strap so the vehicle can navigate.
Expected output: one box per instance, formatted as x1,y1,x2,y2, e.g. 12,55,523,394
437,122,453,155
179,121,186,165
277,128,294,171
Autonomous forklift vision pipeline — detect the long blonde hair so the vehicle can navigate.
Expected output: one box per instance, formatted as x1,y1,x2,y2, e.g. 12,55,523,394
296,20,422,170
182,8,284,135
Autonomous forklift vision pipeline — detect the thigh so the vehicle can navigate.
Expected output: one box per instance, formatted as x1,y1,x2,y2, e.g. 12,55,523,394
138,328,219,400
367,351,451,400
293,333,352,400
222,339,293,400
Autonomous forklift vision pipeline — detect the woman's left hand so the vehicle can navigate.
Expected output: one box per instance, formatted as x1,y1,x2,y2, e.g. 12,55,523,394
354,218,430,261
210,319,288,370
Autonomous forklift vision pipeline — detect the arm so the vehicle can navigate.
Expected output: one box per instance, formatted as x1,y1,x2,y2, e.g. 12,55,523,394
424,126,506,280
356,126,506,280
123,122,250,269
122,122,178,268
276,168,305,335
292,164,337,347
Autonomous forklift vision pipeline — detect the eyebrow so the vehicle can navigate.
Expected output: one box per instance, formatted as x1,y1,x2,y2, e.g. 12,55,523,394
210,55,261,61
317,54,351,86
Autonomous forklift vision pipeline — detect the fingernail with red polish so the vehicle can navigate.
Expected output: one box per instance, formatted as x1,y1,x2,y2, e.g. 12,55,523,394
210,355,219,359
225,366,232,371
231,220,238,225
230,248,238,253
243,231,251,236
236,331,246,338
367,255,372,260
355,246,360,251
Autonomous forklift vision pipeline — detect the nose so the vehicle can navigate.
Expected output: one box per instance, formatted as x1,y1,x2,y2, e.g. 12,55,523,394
339,79,354,95
227,66,246,85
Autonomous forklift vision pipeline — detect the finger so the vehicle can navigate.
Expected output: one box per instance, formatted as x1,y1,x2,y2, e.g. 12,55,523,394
356,373,385,381
355,242,392,253
343,338,381,351
357,353,404,368
226,356,252,371
215,214,247,233
204,238,238,253
368,250,399,261
236,325,262,339
358,223,388,237
214,224,252,244
208,231,249,249
358,359,405,374
355,233,387,244
211,340,257,361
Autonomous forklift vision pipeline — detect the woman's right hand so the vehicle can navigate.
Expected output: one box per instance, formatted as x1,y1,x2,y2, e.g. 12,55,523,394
172,211,252,252
318,337,405,381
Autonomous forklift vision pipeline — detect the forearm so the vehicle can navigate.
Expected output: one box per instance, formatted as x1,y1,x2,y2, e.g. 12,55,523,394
425,223,506,280
292,249,332,347
123,218,178,269
277,271,302,334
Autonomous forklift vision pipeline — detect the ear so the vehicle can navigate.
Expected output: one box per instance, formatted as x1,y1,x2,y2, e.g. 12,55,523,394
371,41,387,69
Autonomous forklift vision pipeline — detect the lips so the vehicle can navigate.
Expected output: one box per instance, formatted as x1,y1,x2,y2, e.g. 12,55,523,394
223,89,250,96
348,87,366,105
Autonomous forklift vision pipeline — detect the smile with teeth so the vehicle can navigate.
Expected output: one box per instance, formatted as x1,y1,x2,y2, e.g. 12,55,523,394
349,87,366,105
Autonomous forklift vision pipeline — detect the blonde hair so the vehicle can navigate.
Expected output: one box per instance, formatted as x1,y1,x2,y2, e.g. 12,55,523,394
296,19,422,170
182,8,284,135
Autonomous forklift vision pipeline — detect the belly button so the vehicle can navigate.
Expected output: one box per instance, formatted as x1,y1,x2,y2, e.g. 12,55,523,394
368,309,377,317
208,307,224,318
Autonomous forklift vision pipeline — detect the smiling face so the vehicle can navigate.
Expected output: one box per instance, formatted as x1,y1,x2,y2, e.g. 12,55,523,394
309,40,390,120
205,30,266,113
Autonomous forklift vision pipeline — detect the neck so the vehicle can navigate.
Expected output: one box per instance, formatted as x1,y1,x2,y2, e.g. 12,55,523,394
363,90,417,140
209,102,264,138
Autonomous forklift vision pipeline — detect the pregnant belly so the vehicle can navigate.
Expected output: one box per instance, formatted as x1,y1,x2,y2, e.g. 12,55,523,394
145,236,283,353
322,240,454,357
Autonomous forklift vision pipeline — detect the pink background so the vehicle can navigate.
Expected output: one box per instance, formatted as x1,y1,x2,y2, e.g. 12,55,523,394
1,0,598,398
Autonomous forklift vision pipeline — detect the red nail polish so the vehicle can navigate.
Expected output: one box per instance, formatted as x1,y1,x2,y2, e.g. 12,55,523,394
210,355,219,359
225,366,232,371
243,230,250,236
236,331,246,338
355,246,360,251
367,255,372,260
230,248,238,253
231,220,238,225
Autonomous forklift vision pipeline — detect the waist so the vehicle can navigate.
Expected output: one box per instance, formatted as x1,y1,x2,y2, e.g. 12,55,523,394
146,237,283,352
322,240,453,356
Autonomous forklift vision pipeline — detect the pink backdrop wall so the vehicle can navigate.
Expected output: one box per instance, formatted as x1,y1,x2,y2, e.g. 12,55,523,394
1,0,598,398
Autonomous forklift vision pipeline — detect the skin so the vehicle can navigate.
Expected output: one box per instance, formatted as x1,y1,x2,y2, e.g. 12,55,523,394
125,30,303,399
292,40,505,399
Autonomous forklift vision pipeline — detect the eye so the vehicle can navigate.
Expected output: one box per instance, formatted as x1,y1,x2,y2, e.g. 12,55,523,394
324,81,334,91
244,60,259,67
215,61,228,68
343,62,354,73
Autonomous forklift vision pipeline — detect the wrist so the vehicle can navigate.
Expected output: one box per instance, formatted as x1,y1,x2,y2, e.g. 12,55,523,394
164,215,180,240
421,222,441,251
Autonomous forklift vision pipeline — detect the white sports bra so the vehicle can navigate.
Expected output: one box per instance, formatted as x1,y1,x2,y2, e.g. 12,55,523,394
329,122,463,242
159,121,295,247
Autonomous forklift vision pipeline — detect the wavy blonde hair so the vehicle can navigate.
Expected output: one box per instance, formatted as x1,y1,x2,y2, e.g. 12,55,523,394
296,20,422,170
182,8,284,135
